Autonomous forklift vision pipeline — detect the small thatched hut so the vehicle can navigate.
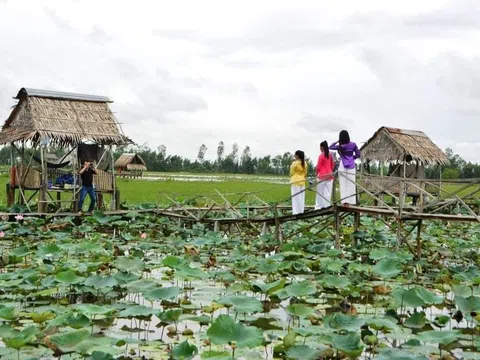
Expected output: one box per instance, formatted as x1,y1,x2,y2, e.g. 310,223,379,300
115,153,147,178
361,127,449,167
360,127,449,202
0,87,131,212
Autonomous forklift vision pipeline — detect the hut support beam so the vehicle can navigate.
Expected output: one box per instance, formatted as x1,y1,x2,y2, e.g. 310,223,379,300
38,145,47,213
110,146,116,210
416,220,423,260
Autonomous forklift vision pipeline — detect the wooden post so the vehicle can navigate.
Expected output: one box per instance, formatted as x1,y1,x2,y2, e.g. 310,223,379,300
353,212,360,246
214,221,220,232
110,145,116,210
8,143,14,207
416,220,423,260
397,181,405,246
334,206,340,248
72,146,78,212
419,180,425,211
38,145,47,213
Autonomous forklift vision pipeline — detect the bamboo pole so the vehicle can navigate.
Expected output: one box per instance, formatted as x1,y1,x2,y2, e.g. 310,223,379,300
416,220,423,260
111,145,116,210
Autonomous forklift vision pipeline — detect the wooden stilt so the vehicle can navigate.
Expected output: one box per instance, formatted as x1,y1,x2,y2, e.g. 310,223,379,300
397,182,406,246
416,220,423,259
353,212,361,246
214,221,220,232
334,207,340,248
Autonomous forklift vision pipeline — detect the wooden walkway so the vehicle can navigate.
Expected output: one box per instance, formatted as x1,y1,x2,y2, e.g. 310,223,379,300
4,173,480,260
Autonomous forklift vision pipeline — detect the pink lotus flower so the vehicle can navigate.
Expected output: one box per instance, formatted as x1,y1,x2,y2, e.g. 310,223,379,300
0,231,5,238
140,232,147,239
15,215,24,221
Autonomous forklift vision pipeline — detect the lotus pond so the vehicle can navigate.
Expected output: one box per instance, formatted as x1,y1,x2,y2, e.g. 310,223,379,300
0,212,479,359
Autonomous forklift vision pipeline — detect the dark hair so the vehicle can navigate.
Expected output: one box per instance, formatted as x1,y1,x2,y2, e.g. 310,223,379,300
339,130,350,145
295,150,305,168
320,141,329,159
338,130,350,155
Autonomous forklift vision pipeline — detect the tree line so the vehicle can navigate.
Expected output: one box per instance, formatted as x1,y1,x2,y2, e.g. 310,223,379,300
0,142,477,179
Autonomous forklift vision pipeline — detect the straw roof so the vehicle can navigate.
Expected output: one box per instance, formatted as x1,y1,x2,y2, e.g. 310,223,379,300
0,88,131,146
114,153,147,171
360,127,449,165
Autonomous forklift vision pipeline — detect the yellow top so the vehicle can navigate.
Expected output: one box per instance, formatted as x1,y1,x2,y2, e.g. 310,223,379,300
290,160,308,185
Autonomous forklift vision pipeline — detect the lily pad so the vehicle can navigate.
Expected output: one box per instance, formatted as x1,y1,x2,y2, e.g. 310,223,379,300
144,286,180,302
331,333,364,358
206,315,263,348
171,340,198,360
286,345,320,360
218,295,263,314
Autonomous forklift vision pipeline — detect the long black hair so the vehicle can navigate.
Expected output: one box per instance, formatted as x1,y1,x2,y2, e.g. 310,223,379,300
295,150,305,168
320,141,329,159
339,130,350,145
338,130,350,155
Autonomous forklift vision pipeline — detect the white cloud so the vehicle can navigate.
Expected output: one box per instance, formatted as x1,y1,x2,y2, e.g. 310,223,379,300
0,0,479,163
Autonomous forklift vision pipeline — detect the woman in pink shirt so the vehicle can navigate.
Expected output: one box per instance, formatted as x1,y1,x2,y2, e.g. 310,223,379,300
315,141,335,209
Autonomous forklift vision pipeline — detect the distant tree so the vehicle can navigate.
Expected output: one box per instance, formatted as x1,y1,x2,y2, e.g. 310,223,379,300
240,146,255,174
197,144,207,163
442,168,460,179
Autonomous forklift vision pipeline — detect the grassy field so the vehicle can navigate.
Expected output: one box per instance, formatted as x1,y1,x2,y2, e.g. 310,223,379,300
0,173,315,208
0,172,477,210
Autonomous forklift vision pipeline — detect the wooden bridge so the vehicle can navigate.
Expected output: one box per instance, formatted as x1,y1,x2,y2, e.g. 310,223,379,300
4,173,480,260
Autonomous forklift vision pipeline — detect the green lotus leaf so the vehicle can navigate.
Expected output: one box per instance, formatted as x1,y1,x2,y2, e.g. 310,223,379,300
48,329,90,353
84,275,118,289
144,286,180,302
125,279,157,293
49,311,90,329
285,304,315,318
417,330,462,346
55,270,85,284
372,259,402,279
171,340,198,360
286,345,320,360
283,281,317,297
0,305,18,321
10,245,31,257
331,333,364,357
113,272,141,284
218,295,263,314
376,348,428,360
74,304,116,316
114,257,145,273
206,315,263,348
405,312,428,329
366,317,398,331
118,305,156,318
325,313,365,332
159,309,183,323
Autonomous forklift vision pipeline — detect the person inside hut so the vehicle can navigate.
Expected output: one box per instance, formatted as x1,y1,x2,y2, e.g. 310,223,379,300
315,141,335,209
329,130,361,206
290,150,308,215
78,160,97,214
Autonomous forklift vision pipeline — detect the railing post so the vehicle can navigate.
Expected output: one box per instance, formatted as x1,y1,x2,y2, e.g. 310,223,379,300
397,181,405,246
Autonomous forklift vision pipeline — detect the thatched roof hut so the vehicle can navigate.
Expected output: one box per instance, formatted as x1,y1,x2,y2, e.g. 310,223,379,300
0,88,130,146
361,127,449,166
115,153,147,171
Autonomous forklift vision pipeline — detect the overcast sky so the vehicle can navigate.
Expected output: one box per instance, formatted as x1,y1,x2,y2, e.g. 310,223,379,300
0,0,479,162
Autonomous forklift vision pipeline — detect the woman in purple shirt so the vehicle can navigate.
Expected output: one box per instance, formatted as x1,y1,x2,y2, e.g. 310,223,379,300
330,130,361,205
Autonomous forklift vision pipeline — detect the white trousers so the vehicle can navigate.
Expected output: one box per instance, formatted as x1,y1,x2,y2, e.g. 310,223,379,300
339,162,356,205
291,185,305,215
315,179,333,209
